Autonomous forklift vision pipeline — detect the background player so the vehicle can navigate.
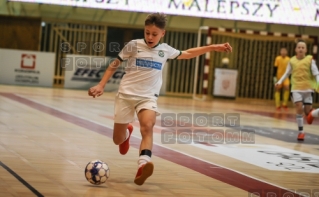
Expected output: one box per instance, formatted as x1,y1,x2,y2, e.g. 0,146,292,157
275,40,319,140
88,13,232,185
273,47,290,111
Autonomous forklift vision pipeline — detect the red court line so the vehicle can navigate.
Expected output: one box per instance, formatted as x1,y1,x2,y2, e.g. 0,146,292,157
0,93,300,197
237,109,319,125
15,92,228,109
14,92,115,101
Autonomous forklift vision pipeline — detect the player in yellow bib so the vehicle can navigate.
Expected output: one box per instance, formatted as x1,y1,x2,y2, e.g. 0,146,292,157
276,40,319,141
273,47,290,111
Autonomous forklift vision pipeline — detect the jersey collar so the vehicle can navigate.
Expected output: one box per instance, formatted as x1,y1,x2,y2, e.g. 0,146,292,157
144,39,160,48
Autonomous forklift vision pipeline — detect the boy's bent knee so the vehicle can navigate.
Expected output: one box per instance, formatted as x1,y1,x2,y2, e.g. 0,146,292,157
139,123,154,138
140,122,155,132
113,137,122,145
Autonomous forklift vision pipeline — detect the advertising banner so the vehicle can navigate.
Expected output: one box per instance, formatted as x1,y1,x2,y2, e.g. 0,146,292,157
213,68,238,98
0,48,55,87
63,54,125,92
8,0,319,27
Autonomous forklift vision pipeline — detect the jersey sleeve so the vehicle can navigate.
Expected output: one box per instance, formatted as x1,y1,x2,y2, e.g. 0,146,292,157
311,60,319,76
117,40,137,61
164,44,182,59
277,62,292,84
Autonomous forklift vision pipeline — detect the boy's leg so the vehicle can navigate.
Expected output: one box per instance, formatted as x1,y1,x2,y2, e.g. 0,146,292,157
113,123,133,155
292,92,305,140
282,79,290,110
113,93,135,155
137,109,155,153
305,92,319,124
274,85,282,110
307,108,319,124
134,108,156,186
295,102,305,140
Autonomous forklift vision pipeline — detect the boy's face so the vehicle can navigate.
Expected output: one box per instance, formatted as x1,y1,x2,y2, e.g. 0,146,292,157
280,48,287,57
295,42,307,57
144,25,165,48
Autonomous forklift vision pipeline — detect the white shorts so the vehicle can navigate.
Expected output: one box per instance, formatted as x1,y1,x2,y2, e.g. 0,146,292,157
114,93,160,124
291,92,313,104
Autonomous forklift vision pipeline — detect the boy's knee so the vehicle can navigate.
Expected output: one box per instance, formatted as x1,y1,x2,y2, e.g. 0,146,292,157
141,122,154,130
140,122,155,135
113,136,123,145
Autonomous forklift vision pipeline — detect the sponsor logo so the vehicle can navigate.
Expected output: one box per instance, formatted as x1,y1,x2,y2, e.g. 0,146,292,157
21,54,36,69
14,54,40,84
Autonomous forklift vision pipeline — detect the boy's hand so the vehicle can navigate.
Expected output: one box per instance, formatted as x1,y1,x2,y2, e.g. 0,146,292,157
213,43,232,53
275,82,281,88
88,84,104,98
273,77,278,84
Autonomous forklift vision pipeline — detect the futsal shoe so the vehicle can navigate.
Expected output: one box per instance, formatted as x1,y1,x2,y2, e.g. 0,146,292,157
297,133,305,141
276,107,281,111
282,105,288,111
134,162,154,186
119,124,133,155
306,109,314,124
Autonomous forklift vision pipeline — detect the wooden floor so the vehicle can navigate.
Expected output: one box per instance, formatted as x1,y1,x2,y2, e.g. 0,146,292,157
0,84,318,197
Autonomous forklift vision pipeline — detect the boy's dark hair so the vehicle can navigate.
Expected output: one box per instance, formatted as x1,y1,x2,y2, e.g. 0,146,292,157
296,39,306,45
295,39,307,48
145,13,167,29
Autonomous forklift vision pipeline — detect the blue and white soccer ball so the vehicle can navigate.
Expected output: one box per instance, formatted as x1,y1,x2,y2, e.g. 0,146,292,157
85,160,110,185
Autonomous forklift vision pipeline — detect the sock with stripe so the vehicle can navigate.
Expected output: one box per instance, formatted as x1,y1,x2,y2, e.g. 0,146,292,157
296,114,303,133
138,149,152,168
125,129,130,140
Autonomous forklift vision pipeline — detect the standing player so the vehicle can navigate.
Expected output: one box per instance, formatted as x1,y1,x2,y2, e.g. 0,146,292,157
88,13,232,185
275,40,319,140
273,47,290,111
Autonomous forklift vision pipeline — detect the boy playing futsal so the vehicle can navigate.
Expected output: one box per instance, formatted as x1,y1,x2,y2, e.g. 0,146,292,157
88,13,232,185
273,47,290,111
275,40,319,140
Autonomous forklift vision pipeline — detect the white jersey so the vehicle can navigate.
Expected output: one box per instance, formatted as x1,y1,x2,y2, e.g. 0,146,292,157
117,39,181,99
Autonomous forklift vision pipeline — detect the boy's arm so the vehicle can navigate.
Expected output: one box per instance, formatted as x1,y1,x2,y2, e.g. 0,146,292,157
177,43,232,60
311,60,319,88
99,58,122,88
273,66,278,84
94,40,133,89
276,63,292,84
273,57,278,83
88,58,121,97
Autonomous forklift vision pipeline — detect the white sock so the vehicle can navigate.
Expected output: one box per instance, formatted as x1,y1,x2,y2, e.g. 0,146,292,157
296,114,303,133
138,155,151,168
125,129,130,140
311,109,319,117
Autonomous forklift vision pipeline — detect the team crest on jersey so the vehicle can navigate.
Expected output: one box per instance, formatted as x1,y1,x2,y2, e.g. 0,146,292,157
158,50,164,57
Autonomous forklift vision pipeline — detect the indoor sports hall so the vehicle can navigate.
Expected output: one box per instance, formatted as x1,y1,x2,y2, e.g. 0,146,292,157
1,1,319,197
